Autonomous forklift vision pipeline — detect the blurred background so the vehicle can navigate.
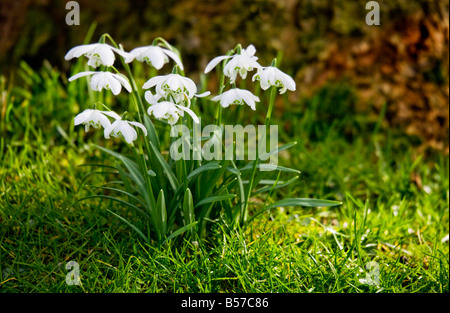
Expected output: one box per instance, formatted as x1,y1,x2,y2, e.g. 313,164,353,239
1,0,449,151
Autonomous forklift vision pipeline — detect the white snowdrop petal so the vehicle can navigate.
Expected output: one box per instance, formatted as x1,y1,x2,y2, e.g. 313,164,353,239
148,48,166,69
182,77,198,96
74,109,92,125
96,46,116,67
101,110,121,120
240,91,256,110
121,123,138,144
96,112,112,129
177,105,199,124
245,44,256,57
108,77,122,95
205,55,232,74
143,75,166,89
281,73,296,91
166,75,182,91
65,44,97,60
196,91,211,97
68,71,98,82
113,74,132,93
109,46,130,60
104,120,119,139
162,48,184,70
144,91,161,105
124,47,146,63
128,121,148,136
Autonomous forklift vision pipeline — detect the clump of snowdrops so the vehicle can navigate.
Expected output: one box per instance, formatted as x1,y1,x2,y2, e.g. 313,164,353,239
66,34,340,245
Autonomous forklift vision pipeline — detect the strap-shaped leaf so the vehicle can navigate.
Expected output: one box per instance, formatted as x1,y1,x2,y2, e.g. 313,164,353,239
258,141,297,160
155,189,167,238
187,161,221,184
94,144,146,190
107,209,148,243
239,163,300,174
266,198,341,209
248,198,342,224
148,140,179,191
161,222,198,245
195,194,237,208
253,176,299,195
183,188,195,226
143,113,160,149
183,188,195,237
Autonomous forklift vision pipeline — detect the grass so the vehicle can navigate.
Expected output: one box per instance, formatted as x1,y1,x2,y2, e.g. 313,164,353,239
0,61,448,293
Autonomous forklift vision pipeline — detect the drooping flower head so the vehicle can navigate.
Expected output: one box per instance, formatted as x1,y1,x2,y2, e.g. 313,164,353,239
143,74,209,106
104,118,148,144
74,109,121,132
204,45,261,83
145,91,200,125
65,43,129,68
211,88,260,111
125,45,184,70
68,71,132,95
252,66,296,94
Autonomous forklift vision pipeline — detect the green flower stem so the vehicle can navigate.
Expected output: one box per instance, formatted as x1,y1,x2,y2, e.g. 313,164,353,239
241,85,277,225
214,70,226,126
101,33,157,211
265,85,277,127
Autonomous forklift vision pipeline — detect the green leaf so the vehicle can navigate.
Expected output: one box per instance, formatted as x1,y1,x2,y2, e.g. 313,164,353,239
161,222,198,245
195,194,237,208
258,141,297,160
200,159,230,199
71,195,149,218
266,198,342,209
183,188,195,237
247,198,341,224
144,113,160,149
94,144,145,189
253,176,299,195
187,161,221,183
91,185,146,208
107,209,148,243
156,189,167,239
148,140,179,191
239,163,301,174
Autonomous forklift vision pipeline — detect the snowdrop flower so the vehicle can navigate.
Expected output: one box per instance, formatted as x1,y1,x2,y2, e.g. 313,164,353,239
125,45,184,70
104,118,147,144
69,71,132,95
74,109,121,132
145,91,200,124
211,88,260,110
143,74,209,105
204,45,261,83
65,43,129,68
252,66,296,94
